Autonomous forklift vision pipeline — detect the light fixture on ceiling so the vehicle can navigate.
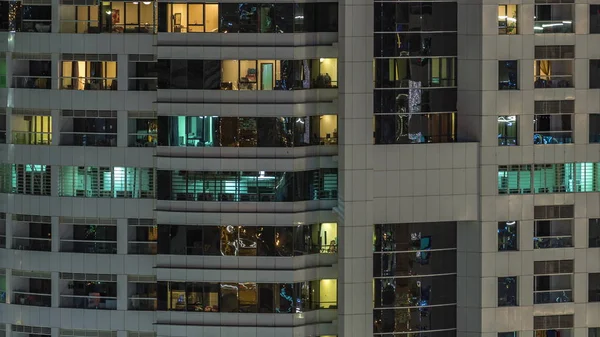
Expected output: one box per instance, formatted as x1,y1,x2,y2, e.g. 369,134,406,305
143,1,151,4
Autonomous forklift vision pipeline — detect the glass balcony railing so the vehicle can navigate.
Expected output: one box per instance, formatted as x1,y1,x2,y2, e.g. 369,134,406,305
60,77,117,90
21,21,52,33
60,133,117,147
12,76,51,89
128,297,157,311
60,294,117,309
12,237,52,251
13,292,51,307
60,240,117,254
534,290,572,304
533,132,572,145
12,132,52,145
128,242,157,255
533,20,573,34
534,75,573,88
534,236,573,249
128,78,157,91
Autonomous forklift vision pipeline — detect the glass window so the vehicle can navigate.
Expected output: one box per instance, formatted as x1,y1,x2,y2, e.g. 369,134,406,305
534,59,573,89
498,5,518,35
498,277,517,307
534,219,572,249
498,165,531,194
591,328,600,337
497,115,517,146
534,274,572,304
590,114,600,143
590,219,600,248
498,333,517,337
590,273,600,302
591,60,600,88
498,60,518,90
533,164,574,193
498,221,517,251
534,4,573,33
60,60,118,90
592,5,600,34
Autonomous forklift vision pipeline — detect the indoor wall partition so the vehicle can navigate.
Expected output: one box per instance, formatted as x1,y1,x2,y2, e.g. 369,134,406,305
157,223,337,256
157,115,337,147
156,169,338,202
156,280,337,312
157,59,337,90
157,2,337,33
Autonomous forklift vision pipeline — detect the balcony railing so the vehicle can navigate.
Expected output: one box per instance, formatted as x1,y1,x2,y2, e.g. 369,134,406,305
60,21,155,34
13,292,51,307
128,297,157,311
60,133,117,147
534,235,573,249
128,242,157,255
60,294,117,309
21,21,52,33
13,132,52,145
12,237,52,251
128,78,157,91
60,77,118,90
534,289,572,304
60,240,117,254
534,75,573,88
12,76,51,89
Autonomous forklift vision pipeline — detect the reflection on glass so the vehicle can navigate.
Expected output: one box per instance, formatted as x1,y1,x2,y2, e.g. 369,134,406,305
498,115,517,146
498,4,518,35
498,221,518,251
158,281,336,313
157,223,337,256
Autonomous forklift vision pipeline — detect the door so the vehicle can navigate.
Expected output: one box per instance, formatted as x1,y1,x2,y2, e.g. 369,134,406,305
261,63,273,90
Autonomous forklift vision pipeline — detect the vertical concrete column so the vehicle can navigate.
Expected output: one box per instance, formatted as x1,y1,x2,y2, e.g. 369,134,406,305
117,54,128,91
116,274,128,311
51,109,60,145
51,0,60,33
5,215,12,249
337,0,374,335
51,271,60,307
51,53,60,90
5,268,12,304
117,111,128,147
51,216,60,252
117,218,128,255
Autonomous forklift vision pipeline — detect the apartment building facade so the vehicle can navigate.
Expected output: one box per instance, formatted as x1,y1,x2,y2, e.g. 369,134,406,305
0,0,600,337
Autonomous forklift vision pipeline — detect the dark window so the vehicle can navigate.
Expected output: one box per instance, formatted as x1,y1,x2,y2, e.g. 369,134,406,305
590,219,600,248
374,222,457,252
589,273,600,302
590,114,600,143
591,60,600,88
591,328,600,337
592,5,600,34
498,221,518,251
534,4,573,33
374,2,457,32
498,277,517,306
533,100,573,144
497,116,518,146
374,32,457,58
374,113,456,144
499,60,518,90
498,333,517,337
374,57,457,88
